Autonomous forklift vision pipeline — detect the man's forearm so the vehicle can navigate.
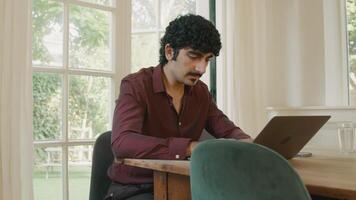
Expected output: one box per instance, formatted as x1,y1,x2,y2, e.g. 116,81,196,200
112,131,192,160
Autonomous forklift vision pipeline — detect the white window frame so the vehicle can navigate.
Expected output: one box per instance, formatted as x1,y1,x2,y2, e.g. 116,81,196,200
323,0,350,106
343,0,356,106
196,0,211,87
31,0,130,199
32,0,211,199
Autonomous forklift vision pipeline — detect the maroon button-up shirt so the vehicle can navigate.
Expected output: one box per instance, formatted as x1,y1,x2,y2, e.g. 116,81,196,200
108,65,250,184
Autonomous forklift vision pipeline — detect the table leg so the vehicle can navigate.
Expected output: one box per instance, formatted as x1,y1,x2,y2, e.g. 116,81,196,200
154,171,168,200
167,174,191,200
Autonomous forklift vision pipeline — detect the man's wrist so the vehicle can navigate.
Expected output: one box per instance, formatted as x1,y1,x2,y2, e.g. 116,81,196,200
186,141,198,157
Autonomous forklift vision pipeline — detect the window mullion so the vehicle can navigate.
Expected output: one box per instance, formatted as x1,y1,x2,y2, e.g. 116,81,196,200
32,67,66,73
32,67,115,77
67,69,115,77
131,30,157,34
67,0,115,12
342,0,351,105
63,0,69,199
114,0,131,97
156,0,161,51
110,5,117,126
34,140,95,148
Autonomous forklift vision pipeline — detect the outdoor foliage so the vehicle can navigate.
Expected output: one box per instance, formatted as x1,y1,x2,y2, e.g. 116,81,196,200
32,0,110,163
33,73,62,141
347,0,356,100
32,0,197,199
131,0,196,72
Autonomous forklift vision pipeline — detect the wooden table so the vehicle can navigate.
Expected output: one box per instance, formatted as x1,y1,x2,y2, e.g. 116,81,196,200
123,151,356,200
290,150,356,200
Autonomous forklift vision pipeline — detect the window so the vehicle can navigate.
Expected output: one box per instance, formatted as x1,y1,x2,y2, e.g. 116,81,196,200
346,0,356,105
131,0,197,72
32,0,115,199
32,0,207,199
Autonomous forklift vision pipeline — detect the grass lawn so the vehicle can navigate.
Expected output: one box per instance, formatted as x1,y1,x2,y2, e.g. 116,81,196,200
33,165,91,200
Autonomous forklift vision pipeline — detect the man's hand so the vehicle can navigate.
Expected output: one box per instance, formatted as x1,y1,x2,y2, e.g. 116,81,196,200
218,138,254,143
239,138,254,143
186,141,199,156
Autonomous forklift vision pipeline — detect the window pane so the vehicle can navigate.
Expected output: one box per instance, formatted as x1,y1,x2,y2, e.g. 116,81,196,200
68,75,111,140
160,0,196,29
32,0,63,67
33,73,62,141
131,33,158,72
69,5,111,70
132,0,157,31
347,0,356,105
68,145,92,200
78,0,114,7
33,147,63,200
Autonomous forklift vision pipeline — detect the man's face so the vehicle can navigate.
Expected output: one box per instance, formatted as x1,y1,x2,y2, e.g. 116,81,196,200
168,47,214,86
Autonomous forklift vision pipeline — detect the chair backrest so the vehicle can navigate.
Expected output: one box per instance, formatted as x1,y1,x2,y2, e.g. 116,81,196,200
89,131,114,200
190,140,312,200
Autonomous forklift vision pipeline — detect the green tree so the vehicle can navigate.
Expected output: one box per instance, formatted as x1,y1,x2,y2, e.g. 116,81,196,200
32,0,62,64
33,73,62,141
33,0,110,155
347,0,356,91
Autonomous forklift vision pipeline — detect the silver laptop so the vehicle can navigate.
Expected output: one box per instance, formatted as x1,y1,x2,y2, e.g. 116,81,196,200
254,115,331,159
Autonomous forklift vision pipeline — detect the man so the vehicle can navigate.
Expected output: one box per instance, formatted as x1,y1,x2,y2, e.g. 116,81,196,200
105,14,251,200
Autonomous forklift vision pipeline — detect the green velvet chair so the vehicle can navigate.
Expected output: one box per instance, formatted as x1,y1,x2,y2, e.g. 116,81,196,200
190,139,312,200
89,131,114,200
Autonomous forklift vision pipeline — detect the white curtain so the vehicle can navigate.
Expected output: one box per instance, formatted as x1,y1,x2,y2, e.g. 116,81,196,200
216,0,347,136
0,0,33,200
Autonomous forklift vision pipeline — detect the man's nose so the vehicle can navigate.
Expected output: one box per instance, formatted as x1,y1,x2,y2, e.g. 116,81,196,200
195,61,207,75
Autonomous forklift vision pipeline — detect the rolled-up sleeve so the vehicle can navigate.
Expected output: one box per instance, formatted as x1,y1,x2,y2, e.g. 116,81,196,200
111,79,191,160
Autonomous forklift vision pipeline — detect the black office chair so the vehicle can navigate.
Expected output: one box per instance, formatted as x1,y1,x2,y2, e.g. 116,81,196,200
89,131,114,200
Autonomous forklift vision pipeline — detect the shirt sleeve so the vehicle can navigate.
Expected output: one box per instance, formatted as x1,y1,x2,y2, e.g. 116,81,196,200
111,79,191,160
205,93,251,140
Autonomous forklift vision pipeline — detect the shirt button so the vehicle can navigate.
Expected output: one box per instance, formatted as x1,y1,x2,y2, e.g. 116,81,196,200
178,122,182,126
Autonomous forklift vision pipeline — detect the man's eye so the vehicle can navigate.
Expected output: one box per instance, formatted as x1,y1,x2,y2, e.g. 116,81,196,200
188,54,198,59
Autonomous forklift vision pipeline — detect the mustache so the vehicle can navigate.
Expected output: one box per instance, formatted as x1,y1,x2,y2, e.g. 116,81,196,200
186,72,202,78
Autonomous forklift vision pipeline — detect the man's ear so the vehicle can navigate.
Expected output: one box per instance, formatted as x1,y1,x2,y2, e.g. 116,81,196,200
165,44,174,61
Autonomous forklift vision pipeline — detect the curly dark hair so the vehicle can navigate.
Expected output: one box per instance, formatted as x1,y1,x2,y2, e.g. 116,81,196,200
159,14,222,66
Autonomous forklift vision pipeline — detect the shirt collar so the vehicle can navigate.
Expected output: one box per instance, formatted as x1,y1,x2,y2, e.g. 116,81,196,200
152,65,193,95
153,65,165,93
